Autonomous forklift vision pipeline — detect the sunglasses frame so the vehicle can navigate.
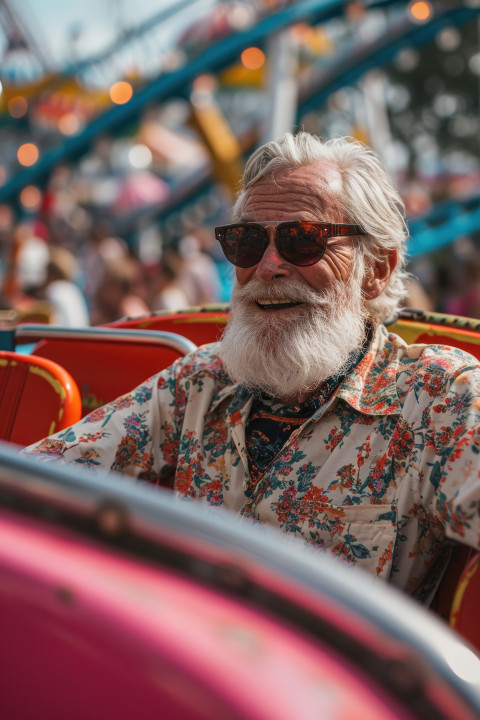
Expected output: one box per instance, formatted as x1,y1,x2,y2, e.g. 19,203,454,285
215,221,367,268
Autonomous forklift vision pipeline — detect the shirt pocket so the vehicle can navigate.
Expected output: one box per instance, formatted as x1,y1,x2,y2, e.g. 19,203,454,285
299,502,397,580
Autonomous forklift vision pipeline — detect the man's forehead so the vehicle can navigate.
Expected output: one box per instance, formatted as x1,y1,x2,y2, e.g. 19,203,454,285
256,161,341,192
241,161,343,218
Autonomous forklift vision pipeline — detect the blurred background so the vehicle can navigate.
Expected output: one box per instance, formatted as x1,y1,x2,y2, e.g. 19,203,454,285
0,0,479,326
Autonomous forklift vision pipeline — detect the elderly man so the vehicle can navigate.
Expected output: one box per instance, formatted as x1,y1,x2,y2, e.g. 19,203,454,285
23,132,480,604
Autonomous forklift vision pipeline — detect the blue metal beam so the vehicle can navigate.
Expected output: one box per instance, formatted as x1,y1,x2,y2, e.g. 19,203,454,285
0,0,400,204
407,196,480,257
2,0,478,263
298,5,479,116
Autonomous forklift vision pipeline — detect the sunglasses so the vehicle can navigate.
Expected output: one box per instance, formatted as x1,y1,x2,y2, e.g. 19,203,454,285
215,221,367,268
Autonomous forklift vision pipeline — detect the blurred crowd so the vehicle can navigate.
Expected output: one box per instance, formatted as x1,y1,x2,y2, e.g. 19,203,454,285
1,161,480,327
0,201,232,328
407,236,480,318
3,203,480,328
402,178,480,318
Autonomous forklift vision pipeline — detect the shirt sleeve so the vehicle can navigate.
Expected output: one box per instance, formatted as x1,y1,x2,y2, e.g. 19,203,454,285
20,358,185,486
428,362,480,549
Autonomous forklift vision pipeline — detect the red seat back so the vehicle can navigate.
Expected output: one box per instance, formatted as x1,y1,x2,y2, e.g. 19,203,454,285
388,312,480,361
106,305,230,346
27,327,196,416
430,545,474,621
109,308,480,360
0,351,81,446
450,552,480,651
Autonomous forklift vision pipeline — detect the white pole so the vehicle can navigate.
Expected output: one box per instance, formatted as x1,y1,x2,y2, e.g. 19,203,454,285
361,70,393,165
261,29,299,144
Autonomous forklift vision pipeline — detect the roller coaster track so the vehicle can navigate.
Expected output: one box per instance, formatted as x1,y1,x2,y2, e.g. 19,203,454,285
63,0,209,83
408,194,480,257
0,0,421,203
0,0,479,256
295,3,480,257
118,2,480,256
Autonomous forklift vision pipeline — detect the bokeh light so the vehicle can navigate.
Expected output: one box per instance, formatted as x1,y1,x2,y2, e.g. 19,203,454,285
394,48,420,72
192,74,217,95
58,112,81,135
0,204,12,229
128,144,153,169
17,143,39,166
19,185,42,210
469,53,480,75
109,81,133,104
8,96,28,118
408,0,433,23
436,27,461,51
240,47,265,71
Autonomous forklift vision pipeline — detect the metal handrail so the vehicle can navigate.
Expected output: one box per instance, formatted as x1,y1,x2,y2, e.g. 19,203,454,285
12,325,197,356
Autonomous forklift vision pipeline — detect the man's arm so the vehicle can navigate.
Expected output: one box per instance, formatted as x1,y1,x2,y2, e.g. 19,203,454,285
428,361,480,550
21,364,181,483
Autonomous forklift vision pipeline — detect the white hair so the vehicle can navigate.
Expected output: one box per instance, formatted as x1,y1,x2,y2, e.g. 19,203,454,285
219,261,368,400
232,132,409,323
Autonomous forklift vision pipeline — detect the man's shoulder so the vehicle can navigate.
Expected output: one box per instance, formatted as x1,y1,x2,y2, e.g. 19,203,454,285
390,336,480,404
173,342,229,383
377,330,480,408
397,339,480,375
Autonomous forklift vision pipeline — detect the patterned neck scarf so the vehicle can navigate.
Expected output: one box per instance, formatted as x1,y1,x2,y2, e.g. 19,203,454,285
245,323,373,483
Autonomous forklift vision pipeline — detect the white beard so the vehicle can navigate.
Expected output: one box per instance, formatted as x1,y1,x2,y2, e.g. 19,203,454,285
219,270,368,401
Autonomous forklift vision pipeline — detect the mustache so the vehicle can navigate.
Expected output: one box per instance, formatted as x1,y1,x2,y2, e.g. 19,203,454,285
232,278,334,306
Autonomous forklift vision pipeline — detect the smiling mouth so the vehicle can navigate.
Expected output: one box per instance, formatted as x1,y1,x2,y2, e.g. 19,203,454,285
255,299,303,310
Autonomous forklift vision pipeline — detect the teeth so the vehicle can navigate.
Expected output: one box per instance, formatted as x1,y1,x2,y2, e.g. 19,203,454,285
257,298,297,305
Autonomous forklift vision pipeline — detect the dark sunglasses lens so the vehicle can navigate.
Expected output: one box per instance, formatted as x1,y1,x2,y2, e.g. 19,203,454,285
220,225,264,267
277,223,327,266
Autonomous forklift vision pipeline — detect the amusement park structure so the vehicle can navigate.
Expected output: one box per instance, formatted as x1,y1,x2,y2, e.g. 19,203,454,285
0,0,478,257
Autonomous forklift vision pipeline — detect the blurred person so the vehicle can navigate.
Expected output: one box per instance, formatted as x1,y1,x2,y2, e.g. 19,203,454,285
444,239,480,319
406,256,439,311
403,276,434,312
81,218,129,314
445,262,480,319
0,205,16,296
42,246,89,327
91,256,149,325
0,222,52,323
177,228,222,306
401,181,432,217
23,132,480,605
153,251,191,312
11,222,49,298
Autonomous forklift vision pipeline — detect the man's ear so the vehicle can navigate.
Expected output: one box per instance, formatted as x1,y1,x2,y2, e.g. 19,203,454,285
362,249,397,300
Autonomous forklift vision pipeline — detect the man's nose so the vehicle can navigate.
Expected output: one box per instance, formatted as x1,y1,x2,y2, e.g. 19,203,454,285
255,230,291,282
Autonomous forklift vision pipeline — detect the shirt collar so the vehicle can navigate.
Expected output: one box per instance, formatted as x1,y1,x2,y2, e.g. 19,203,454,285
335,323,403,415
208,323,404,418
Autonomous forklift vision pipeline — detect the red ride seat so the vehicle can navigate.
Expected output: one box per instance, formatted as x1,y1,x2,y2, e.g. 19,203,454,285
105,304,230,346
0,351,81,446
25,327,197,417
449,552,480,651
388,311,480,361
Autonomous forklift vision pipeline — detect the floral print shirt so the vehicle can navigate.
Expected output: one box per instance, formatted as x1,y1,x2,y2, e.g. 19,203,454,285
22,324,480,603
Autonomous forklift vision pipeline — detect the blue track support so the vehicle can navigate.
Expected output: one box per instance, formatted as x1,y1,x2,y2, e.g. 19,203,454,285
1,0,478,262
407,198,480,258
0,0,400,204
298,6,479,117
